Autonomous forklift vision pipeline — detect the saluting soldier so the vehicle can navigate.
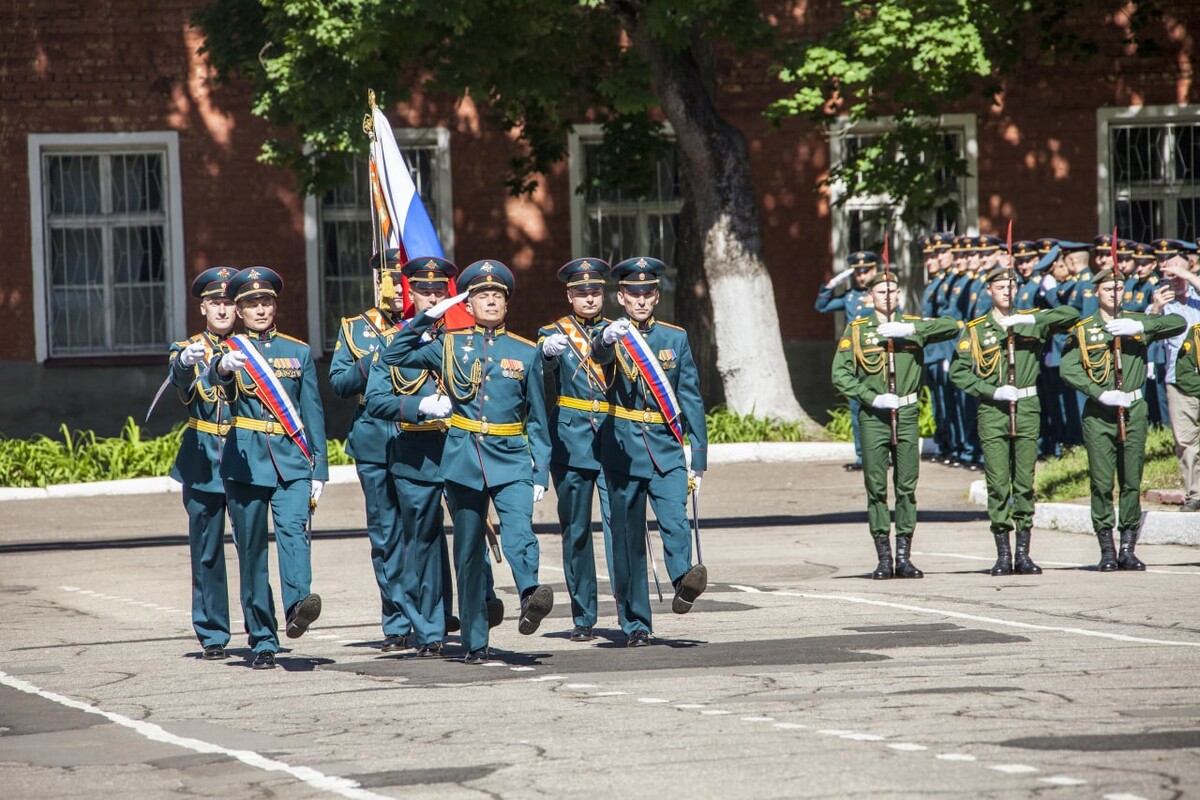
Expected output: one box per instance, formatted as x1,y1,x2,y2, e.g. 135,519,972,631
592,257,708,648
169,266,238,660
328,249,413,652
831,271,959,579
949,267,1079,576
379,260,552,665
1174,323,1200,397
1060,269,1186,571
212,267,328,669
538,257,617,643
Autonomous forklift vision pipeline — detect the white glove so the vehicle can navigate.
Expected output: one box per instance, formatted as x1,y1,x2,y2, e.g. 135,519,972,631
997,314,1035,329
1098,390,1132,408
1040,275,1058,291
871,393,901,410
310,480,325,504
179,340,207,367
877,321,916,338
941,359,950,371
533,484,546,503
542,332,569,358
689,469,704,496
829,268,854,288
426,291,469,320
1147,361,1157,380
993,385,1020,403
418,393,452,419
1105,318,1144,337
217,349,247,375
602,319,631,345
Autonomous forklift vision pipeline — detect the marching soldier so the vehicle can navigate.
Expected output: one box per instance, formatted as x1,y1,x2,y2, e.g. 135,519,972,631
379,260,552,664
831,271,958,579
538,258,616,643
169,266,238,660
1060,269,1185,571
212,267,328,669
328,249,413,652
592,257,708,647
949,267,1079,576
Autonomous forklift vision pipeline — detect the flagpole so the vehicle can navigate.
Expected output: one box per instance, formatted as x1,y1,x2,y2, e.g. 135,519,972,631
364,89,384,311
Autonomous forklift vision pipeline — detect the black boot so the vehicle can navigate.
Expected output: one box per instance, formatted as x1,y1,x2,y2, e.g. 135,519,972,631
1014,530,1042,574
990,532,1013,576
871,538,893,580
894,536,923,579
1117,530,1146,571
1096,531,1118,572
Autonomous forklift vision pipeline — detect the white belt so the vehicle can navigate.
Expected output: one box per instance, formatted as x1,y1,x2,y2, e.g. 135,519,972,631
1128,388,1144,403
896,393,919,408
1016,386,1037,399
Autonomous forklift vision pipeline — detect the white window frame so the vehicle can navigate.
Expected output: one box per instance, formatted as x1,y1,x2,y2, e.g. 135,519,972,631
304,127,453,357
1097,104,1200,237
828,113,979,310
27,131,186,363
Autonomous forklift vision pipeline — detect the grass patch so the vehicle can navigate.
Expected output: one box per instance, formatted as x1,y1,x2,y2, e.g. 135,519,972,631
1034,425,1181,503
704,406,816,443
825,386,937,442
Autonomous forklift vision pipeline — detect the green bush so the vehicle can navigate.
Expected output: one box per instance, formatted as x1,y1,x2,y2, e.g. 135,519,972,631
1034,425,1180,502
824,386,936,442
704,406,814,443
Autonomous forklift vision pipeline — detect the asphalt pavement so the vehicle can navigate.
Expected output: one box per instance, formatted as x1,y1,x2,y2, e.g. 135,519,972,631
1,458,1198,799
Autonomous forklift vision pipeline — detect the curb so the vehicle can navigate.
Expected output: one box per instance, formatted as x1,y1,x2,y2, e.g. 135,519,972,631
968,479,1200,547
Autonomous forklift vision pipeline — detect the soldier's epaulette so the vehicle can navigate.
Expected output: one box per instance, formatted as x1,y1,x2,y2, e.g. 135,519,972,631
172,336,195,349
902,314,921,321
850,317,870,326
1073,315,1095,332
444,326,474,335
507,332,536,347
276,332,309,346
656,321,686,332
966,315,988,327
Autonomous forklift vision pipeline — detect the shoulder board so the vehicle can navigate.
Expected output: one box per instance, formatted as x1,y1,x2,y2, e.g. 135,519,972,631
966,315,988,327
850,317,870,326
444,326,474,335
902,314,921,321
656,321,685,332
1077,314,1096,328
507,332,536,347
276,333,308,346
172,336,195,348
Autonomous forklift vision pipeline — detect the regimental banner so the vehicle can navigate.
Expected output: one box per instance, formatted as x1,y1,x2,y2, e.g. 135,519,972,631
619,325,685,445
226,335,312,462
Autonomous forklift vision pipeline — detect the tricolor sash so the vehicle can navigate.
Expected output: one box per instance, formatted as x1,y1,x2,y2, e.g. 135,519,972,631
618,324,685,446
226,334,313,462
556,317,605,388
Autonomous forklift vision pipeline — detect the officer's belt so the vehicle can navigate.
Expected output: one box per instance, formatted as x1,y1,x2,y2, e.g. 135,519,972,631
999,386,1038,400
449,414,524,436
188,417,231,436
232,416,287,435
557,396,611,414
610,405,666,424
400,420,447,432
894,393,919,408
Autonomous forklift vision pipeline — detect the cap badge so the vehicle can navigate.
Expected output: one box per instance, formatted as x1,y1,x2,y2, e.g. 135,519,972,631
635,257,649,268
480,262,495,273
247,268,262,280
217,267,232,279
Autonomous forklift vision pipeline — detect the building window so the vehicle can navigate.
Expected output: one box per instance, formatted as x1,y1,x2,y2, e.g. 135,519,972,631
1100,106,1200,243
313,128,452,352
28,133,184,361
568,124,683,320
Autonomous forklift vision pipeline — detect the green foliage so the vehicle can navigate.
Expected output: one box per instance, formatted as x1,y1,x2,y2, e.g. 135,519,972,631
0,418,352,488
704,406,814,443
1034,425,1180,503
824,386,936,441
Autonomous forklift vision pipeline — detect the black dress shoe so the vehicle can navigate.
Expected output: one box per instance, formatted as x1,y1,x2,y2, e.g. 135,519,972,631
626,630,651,648
285,593,322,639
445,615,461,633
381,634,409,653
672,564,708,614
487,597,505,629
201,645,227,661
463,647,490,665
518,585,553,635
569,625,595,642
251,651,276,670
417,642,444,658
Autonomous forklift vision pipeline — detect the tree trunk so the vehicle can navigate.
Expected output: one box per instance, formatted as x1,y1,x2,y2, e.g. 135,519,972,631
627,20,817,428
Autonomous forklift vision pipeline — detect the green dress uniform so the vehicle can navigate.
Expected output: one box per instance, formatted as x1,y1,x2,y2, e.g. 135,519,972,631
213,268,329,659
1175,324,1200,397
329,300,412,643
592,257,708,646
949,282,1079,575
538,258,616,641
169,267,236,656
831,289,959,579
380,260,552,662
1060,278,1186,571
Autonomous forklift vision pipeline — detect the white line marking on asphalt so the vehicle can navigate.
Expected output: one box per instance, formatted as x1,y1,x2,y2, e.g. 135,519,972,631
530,675,566,682
841,733,886,741
638,697,669,704
510,666,535,672
936,753,977,762
817,729,853,736
921,552,1200,575
887,743,928,751
728,585,1200,647
0,670,392,800
61,586,80,592
700,710,731,716
989,764,1038,774
1104,794,1149,800
565,683,598,689
773,722,807,730
674,703,706,709
593,691,627,696
1040,776,1088,786
741,716,775,722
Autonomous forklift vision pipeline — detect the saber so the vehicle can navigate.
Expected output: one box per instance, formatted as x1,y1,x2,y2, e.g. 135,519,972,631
306,497,316,546
690,484,704,566
646,522,664,603
485,516,503,564
187,357,214,394
144,372,173,422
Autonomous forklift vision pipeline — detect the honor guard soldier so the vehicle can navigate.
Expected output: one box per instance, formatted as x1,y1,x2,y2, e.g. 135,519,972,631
1060,269,1186,571
538,258,617,643
169,266,238,660
212,267,329,669
949,267,1079,575
831,271,959,579
592,257,709,647
328,249,414,652
1175,324,1200,398
380,260,552,664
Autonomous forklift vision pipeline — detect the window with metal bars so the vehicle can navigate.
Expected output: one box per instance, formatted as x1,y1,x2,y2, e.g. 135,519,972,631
1109,117,1200,244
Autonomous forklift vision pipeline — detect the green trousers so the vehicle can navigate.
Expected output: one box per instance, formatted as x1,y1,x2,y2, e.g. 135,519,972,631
1081,399,1148,532
859,405,919,540
978,405,1039,535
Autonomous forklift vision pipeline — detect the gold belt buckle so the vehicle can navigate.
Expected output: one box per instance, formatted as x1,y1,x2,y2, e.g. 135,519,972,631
436,419,449,432
642,410,653,423
591,399,601,413
263,419,275,434
479,421,490,435
218,422,231,436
